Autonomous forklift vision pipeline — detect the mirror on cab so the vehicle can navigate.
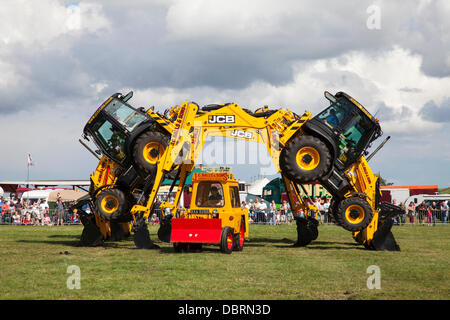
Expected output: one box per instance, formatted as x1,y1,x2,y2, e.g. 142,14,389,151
324,91,337,104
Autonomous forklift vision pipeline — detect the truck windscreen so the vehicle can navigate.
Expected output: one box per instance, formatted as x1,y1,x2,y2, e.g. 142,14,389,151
104,99,149,132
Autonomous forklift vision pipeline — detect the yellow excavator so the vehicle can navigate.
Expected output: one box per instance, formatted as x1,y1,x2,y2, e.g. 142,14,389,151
73,90,400,251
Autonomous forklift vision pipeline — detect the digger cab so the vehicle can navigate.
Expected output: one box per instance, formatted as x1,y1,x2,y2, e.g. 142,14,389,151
310,91,382,170
168,172,249,253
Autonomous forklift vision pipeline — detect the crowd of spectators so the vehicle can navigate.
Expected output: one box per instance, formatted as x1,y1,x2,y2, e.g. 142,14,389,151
2,192,447,228
239,196,449,227
0,196,80,226
393,199,449,226
241,197,332,225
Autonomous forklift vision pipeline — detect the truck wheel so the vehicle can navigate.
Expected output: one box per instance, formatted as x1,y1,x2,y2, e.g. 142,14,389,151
133,131,169,176
335,197,373,232
220,227,234,254
328,197,341,225
95,188,129,221
233,220,245,251
280,135,331,183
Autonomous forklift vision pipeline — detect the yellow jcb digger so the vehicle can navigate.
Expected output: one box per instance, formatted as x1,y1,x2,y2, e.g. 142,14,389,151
75,90,400,251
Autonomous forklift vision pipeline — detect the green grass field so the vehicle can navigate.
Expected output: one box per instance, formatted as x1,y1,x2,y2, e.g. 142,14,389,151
0,223,448,300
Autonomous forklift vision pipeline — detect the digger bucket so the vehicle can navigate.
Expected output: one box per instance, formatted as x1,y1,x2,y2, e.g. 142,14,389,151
157,214,173,243
77,214,104,247
170,218,222,243
293,217,318,247
133,218,160,249
70,199,104,247
370,217,400,251
369,202,401,251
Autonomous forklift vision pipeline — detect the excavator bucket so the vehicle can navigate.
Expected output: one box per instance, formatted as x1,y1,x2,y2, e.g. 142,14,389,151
157,214,173,243
133,218,160,249
78,214,104,247
70,199,104,247
293,217,319,247
369,202,401,251
170,218,222,243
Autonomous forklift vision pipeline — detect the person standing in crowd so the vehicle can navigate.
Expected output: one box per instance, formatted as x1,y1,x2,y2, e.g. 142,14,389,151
313,198,322,224
269,200,276,225
430,201,438,227
253,199,259,223
407,201,415,225
13,210,21,225
426,203,433,226
242,201,253,224
55,194,65,226
257,199,267,224
42,213,51,225
323,198,330,223
417,201,426,226
0,198,3,224
440,200,449,226
280,200,288,224
399,202,406,225
248,199,255,223
392,199,399,225
285,201,293,224
14,199,23,219
40,200,49,216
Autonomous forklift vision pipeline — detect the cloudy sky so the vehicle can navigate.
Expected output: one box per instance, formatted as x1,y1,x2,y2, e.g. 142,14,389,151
0,0,449,187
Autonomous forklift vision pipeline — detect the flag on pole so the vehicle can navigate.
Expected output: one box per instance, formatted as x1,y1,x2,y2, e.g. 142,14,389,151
27,153,35,166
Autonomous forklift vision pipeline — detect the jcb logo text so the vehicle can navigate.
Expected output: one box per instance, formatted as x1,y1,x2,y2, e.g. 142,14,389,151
208,115,235,124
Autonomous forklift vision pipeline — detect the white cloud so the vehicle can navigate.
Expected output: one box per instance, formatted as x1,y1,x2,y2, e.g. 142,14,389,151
0,0,110,48
131,47,450,135
166,0,291,43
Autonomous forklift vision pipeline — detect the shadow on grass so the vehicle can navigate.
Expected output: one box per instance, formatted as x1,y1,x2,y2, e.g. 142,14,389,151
158,245,222,254
17,239,80,246
16,235,134,248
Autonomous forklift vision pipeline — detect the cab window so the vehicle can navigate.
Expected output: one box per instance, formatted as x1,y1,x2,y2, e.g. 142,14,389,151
91,118,127,161
229,186,240,208
104,99,148,132
195,182,224,207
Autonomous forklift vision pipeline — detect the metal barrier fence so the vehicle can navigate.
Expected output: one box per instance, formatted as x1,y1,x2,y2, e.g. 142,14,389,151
0,209,81,225
1,208,448,226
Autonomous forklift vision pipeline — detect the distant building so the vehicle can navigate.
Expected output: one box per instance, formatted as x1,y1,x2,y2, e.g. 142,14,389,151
380,185,438,204
262,177,331,204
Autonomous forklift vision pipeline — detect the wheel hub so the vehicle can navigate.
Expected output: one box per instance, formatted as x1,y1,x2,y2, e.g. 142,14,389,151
302,154,313,164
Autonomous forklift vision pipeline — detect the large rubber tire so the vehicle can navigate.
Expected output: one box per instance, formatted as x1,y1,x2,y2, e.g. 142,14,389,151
335,197,373,232
220,227,234,254
233,218,245,252
280,135,331,184
132,131,170,176
328,197,341,225
95,188,130,221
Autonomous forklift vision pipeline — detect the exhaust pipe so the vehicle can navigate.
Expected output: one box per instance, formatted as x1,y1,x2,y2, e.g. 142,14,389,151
366,136,390,162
